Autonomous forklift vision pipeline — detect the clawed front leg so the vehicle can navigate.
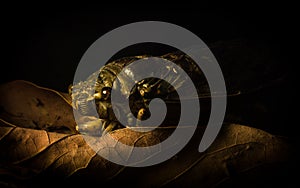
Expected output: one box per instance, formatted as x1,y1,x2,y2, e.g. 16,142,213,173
76,116,103,136
101,120,122,136
76,116,123,136
135,108,147,127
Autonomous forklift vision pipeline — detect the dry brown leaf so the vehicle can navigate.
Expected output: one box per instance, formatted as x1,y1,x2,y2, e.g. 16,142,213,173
0,80,77,134
0,80,296,187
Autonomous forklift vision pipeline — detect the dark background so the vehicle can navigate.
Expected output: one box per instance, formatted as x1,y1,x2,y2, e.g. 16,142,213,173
1,5,296,89
1,5,297,137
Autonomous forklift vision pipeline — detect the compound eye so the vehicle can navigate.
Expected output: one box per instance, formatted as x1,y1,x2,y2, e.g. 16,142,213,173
101,87,111,100
139,84,152,97
68,84,73,95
